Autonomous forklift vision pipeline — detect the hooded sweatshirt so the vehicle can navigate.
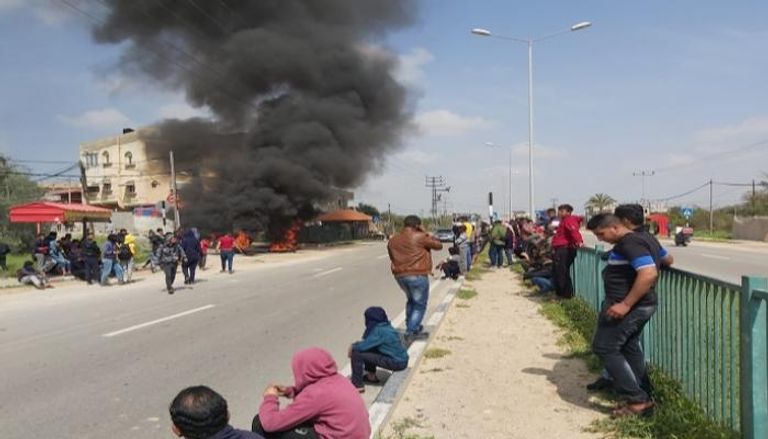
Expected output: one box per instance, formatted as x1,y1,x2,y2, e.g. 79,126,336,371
552,214,584,249
352,307,409,365
258,348,370,439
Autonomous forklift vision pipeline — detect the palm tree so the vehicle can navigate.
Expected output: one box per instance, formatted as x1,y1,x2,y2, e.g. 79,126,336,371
586,193,617,213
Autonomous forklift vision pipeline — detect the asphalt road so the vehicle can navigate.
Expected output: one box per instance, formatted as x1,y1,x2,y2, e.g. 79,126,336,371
0,242,453,439
582,233,768,284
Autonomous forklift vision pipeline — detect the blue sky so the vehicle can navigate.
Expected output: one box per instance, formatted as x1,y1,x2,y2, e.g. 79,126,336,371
1,1,767,216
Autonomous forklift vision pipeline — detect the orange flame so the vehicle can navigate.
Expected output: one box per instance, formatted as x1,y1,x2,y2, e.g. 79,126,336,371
269,221,301,252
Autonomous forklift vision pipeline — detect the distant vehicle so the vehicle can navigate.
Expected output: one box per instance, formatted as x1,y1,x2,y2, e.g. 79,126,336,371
675,227,694,247
435,229,454,243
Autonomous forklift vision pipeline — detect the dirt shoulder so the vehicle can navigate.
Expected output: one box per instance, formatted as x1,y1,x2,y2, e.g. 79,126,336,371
382,267,604,439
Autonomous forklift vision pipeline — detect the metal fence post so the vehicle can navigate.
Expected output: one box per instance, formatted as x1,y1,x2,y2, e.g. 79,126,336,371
740,275,768,439
594,244,604,312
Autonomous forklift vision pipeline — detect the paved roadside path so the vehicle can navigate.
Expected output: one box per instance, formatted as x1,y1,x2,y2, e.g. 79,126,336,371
383,267,603,438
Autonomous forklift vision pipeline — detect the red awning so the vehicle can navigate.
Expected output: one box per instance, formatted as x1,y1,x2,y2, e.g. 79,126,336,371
9,202,112,223
317,209,373,222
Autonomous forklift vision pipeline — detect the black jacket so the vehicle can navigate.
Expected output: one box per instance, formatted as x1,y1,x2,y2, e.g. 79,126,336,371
211,426,265,439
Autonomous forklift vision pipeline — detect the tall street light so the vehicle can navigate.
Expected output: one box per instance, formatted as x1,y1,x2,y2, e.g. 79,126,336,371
484,142,520,219
471,21,592,218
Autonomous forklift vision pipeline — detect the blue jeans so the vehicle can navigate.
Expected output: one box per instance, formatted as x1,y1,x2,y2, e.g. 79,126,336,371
396,275,429,335
220,250,234,272
592,304,656,403
489,243,504,267
100,258,124,284
531,277,553,294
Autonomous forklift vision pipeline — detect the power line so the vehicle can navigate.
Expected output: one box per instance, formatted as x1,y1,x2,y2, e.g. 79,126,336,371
653,138,768,174
653,181,710,202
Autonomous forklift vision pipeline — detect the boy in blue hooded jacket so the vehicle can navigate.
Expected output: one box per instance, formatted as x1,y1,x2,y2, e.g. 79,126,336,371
348,307,409,392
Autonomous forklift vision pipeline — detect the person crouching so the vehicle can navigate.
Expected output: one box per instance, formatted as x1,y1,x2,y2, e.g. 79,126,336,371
349,307,409,392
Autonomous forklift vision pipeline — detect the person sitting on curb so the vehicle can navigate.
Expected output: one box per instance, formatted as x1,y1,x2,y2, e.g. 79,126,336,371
17,260,52,289
255,347,370,439
170,385,265,439
348,307,409,393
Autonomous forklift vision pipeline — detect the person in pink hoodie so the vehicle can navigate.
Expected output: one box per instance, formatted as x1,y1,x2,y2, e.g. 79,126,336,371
254,347,370,439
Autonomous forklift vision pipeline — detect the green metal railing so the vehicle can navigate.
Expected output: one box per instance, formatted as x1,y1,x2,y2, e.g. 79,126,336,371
571,246,768,438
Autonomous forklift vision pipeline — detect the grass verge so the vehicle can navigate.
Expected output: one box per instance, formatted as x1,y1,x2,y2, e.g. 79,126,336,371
540,296,738,439
423,347,451,360
465,247,489,281
456,288,477,300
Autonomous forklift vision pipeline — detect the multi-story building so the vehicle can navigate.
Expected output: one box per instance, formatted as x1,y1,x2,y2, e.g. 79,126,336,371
80,128,177,209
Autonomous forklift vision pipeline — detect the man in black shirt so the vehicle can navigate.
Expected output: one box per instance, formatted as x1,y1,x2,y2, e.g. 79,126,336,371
587,213,660,416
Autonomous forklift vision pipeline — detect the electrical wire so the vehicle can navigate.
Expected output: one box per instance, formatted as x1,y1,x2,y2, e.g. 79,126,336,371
653,181,710,202
653,138,768,174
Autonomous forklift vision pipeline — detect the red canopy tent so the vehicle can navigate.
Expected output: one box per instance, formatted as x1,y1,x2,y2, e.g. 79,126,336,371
9,202,112,235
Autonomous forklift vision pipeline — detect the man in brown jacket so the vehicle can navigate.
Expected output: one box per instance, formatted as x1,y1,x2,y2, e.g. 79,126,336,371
387,215,443,342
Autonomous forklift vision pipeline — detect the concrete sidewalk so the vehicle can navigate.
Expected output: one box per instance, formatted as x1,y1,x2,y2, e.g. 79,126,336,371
382,267,604,438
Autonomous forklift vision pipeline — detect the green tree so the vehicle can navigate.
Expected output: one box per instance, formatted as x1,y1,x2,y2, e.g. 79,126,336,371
585,193,617,213
0,155,46,252
356,202,380,218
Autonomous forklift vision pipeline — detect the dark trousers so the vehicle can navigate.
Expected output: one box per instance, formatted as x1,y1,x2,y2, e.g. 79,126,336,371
350,351,407,387
592,304,656,403
488,243,505,267
553,247,577,298
182,259,199,282
252,416,318,439
84,257,99,284
0,255,7,270
162,263,178,290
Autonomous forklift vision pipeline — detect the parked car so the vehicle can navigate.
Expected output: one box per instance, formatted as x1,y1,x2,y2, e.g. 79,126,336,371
435,228,454,243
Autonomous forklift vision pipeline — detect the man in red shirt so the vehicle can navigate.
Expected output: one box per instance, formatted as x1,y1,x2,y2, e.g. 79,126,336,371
217,233,236,274
551,204,583,299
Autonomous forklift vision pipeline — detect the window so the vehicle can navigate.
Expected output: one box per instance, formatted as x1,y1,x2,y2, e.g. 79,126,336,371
83,153,99,168
102,151,111,167
102,182,112,195
124,151,134,168
125,183,136,197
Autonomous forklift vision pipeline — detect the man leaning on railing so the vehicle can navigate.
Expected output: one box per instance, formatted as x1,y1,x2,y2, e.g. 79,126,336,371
586,213,666,418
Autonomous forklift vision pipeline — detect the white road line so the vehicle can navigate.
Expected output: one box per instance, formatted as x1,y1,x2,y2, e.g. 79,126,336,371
102,305,215,338
313,267,343,278
377,254,389,260
701,253,731,260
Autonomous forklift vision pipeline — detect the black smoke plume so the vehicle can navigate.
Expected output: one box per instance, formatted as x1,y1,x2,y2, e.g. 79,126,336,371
90,0,416,235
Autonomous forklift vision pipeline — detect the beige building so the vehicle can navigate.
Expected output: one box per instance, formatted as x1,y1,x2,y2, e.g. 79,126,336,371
80,128,176,209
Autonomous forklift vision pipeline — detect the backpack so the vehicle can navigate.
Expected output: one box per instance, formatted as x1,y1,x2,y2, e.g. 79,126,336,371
118,244,133,261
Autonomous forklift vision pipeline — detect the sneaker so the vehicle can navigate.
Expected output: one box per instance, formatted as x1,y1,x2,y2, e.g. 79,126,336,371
228,270,233,274
168,287,175,295
355,386,365,393
586,377,613,392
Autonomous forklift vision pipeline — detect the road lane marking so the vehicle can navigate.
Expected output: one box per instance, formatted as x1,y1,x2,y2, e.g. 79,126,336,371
701,253,731,260
102,305,215,337
313,267,343,278
377,254,389,260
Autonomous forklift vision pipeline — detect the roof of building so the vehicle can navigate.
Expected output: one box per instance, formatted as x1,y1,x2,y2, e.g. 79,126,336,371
9,202,112,223
317,209,372,222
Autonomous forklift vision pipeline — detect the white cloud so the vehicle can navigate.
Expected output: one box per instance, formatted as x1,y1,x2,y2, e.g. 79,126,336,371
693,116,768,146
0,0,22,12
155,103,211,120
397,48,434,84
393,150,437,166
415,109,492,137
0,1,69,25
512,143,566,160
59,108,133,130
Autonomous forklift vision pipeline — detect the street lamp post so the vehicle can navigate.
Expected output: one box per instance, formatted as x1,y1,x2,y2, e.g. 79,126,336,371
472,21,592,218
484,142,519,219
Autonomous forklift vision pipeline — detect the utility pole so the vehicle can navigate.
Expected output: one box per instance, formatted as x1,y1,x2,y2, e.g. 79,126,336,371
550,198,558,210
425,176,447,224
170,150,181,229
709,179,714,235
387,203,392,236
752,179,757,216
632,170,655,208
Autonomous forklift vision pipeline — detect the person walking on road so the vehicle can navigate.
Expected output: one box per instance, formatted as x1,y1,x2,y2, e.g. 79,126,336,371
170,386,265,439
81,234,101,285
218,232,236,274
100,234,124,286
158,233,187,294
551,204,583,299
255,347,369,439
586,214,661,417
180,229,201,284
199,235,211,270
348,307,409,392
387,215,443,343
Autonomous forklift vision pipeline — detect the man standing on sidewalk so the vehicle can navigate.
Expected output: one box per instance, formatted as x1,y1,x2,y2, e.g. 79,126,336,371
551,204,583,299
387,215,443,343
587,214,660,417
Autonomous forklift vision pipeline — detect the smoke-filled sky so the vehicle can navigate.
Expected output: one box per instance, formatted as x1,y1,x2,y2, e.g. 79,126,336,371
1,0,767,217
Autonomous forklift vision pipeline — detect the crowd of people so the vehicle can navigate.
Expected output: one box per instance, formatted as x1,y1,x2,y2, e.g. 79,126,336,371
14,228,253,294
